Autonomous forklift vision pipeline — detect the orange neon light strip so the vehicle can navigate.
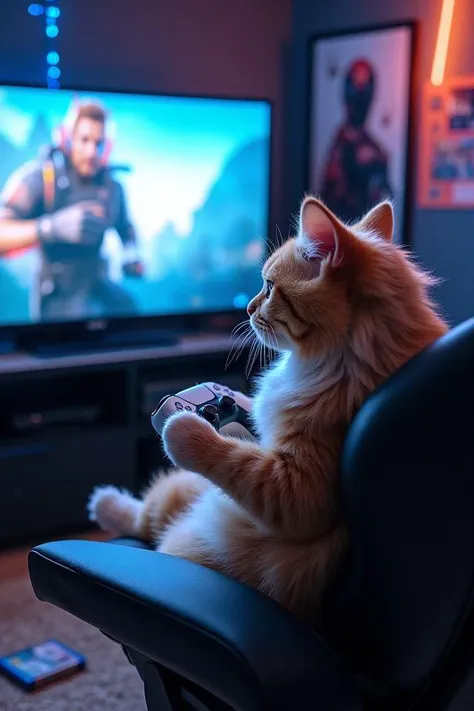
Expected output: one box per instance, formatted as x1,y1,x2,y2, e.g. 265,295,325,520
431,0,456,85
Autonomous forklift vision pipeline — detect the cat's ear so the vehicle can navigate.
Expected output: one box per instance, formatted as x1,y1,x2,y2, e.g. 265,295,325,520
357,200,394,242
298,196,343,267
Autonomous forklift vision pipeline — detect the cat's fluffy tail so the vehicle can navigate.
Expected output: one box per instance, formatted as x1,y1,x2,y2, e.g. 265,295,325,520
87,485,145,539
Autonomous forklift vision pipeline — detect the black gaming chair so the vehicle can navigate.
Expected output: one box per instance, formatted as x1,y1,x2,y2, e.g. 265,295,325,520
28,318,474,711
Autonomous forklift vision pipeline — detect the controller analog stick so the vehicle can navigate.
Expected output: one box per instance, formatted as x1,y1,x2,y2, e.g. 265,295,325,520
200,404,219,424
219,395,236,411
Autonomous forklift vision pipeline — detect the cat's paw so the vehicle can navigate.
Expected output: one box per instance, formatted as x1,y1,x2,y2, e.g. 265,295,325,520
87,485,139,534
162,411,219,472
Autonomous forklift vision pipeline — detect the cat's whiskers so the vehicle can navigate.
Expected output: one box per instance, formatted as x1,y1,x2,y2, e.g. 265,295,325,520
266,321,279,355
226,320,251,365
262,322,278,371
245,334,261,380
230,319,250,337
260,335,266,372
247,318,275,377
249,317,276,371
226,324,254,370
257,233,277,261
275,224,286,249
226,332,251,370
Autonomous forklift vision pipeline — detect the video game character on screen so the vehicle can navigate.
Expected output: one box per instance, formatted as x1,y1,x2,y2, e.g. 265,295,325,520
0,97,144,322
320,59,393,222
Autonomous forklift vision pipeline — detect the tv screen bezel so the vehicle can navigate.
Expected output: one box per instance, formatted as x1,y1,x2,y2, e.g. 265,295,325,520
0,80,273,342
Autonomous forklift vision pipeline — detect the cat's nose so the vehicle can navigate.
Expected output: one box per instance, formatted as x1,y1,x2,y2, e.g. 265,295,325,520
247,300,256,316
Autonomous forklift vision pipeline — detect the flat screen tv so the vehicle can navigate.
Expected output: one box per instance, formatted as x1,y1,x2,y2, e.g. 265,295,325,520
0,82,272,349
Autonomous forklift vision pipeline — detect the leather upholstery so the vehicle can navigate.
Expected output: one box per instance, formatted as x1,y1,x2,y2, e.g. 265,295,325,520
108,536,153,550
323,318,474,693
29,539,362,711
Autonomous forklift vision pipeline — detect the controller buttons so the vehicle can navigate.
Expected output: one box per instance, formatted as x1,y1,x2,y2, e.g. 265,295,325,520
200,404,219,424
185,406,192,411
213,384,221,391
175,401,184,411
223,388,235,397
219,395,236,412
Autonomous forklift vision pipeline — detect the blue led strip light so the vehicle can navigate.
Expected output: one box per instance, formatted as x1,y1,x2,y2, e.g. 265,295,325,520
28,2,61,89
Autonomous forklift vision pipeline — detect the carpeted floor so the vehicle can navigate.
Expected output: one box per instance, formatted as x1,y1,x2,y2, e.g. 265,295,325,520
0,534,146,711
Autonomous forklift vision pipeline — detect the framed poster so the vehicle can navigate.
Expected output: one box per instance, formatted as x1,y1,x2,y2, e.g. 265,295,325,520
307,22,416,243
418,77,474,208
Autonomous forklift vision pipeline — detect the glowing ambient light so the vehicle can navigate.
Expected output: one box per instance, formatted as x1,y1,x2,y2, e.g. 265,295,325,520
47,51,59,64
27,3,62,89
28,3,44,15
431,0,456,86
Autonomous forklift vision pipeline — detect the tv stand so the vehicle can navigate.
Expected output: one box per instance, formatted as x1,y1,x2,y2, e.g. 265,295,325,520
0,330,17,355
0,334,256,549
26,328,180,358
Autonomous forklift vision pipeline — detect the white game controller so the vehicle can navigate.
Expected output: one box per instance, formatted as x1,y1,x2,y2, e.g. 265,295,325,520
151,381,256,440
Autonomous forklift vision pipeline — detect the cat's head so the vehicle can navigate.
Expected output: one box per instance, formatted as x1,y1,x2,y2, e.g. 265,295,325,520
247,196,441,361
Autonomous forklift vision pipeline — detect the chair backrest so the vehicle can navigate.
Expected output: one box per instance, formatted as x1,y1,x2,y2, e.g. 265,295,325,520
322,318,474,698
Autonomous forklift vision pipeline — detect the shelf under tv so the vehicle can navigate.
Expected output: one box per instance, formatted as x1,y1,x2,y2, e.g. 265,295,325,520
0,332,256,549
23,327,180,358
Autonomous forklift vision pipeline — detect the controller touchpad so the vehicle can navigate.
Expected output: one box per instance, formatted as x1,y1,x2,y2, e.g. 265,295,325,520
178,383,215,406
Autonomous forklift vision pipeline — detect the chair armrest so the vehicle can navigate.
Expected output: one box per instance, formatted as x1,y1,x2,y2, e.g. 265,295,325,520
29,540,362,711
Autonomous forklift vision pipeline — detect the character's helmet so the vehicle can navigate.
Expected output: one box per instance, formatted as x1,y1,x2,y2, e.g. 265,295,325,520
344,59,375,127
52,96,116,165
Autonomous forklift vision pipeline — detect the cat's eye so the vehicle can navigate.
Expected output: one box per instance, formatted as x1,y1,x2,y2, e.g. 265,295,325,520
265,279,274,298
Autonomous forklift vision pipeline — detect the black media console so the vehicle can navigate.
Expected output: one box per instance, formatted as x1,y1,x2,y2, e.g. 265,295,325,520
0,335,253,549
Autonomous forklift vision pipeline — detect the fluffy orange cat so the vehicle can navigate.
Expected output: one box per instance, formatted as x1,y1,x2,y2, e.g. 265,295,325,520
88,196,448,622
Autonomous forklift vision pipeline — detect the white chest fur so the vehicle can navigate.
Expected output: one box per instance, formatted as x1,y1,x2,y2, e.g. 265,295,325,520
251,353,298,448
250,351,341,449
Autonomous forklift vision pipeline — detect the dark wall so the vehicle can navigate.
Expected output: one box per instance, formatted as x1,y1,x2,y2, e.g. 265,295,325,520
0,0,291,231
288,0,474,325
